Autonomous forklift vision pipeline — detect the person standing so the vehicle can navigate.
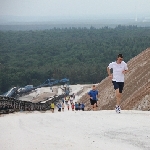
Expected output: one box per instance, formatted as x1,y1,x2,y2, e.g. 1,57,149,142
88,85,98,111
62,102,65,112
107,54,128,113
50,102,55,113
78,103,81,111
71,102,74,111
81,103,85,111
67,103,70,111
57,103,61,112
75,102,78,111
70,96,73,105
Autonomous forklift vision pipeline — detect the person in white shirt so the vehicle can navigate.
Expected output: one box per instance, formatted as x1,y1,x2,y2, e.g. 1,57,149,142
107,54,128,113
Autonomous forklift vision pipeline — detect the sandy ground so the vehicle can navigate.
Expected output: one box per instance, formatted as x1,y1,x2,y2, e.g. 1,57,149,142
0,110,150,150
1,84,149,150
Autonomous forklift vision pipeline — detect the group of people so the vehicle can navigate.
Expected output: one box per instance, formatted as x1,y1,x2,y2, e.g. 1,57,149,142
75,102,85,111
57,101,85,112
50,102,63,113
88,53,128,113
50,93,85,113
63,94,75,104
51,54,128,114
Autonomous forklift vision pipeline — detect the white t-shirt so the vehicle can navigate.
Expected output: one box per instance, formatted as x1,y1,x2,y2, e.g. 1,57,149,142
108,61,128,82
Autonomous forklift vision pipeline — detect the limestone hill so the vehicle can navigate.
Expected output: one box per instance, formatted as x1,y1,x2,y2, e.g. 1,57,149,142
79,48,150,111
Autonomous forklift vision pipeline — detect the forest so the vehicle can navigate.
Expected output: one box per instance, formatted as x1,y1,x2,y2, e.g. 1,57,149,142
0,25,150,94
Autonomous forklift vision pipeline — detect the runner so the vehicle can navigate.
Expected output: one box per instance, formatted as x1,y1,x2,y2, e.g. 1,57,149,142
107,54,128,113
88,85,98,111
67,103,70,111
70,96,73,104
81,102,85,111
78,103,81,111
50,102,55,113
57,103,61,112
62,102,65,112
71,102,74,111
75,102,78,111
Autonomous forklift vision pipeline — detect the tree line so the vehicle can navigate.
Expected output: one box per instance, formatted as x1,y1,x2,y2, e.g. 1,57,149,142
0,25,150,94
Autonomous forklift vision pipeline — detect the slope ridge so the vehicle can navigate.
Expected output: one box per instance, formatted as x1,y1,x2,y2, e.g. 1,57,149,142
79,48,150,111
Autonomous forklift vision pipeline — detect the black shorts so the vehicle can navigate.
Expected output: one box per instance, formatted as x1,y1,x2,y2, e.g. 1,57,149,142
90,99,97,105
112,81,124,93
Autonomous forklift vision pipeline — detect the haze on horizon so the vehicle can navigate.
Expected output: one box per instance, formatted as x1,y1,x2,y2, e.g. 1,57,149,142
0,0,150,23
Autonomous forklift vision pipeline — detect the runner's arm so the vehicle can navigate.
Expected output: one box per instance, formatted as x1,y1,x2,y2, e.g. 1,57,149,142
88,91,93,99
107,67,113,79
107,67,111,76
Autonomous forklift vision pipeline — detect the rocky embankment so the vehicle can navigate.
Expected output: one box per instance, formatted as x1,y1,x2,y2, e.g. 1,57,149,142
79,48,150,111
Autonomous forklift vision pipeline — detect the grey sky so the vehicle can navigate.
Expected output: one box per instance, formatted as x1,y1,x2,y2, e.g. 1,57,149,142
0,0,149,18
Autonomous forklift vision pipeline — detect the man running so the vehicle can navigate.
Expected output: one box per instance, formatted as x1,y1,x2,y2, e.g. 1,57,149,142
107,54,128,113
88,85,98,111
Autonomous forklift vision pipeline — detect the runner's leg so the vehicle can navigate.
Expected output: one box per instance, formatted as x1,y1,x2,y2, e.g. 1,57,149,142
116,89,121,106
93,103,97,111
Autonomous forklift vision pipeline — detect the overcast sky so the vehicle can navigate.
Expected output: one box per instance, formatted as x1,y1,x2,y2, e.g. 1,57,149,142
0,0,150,21
0,0,150,22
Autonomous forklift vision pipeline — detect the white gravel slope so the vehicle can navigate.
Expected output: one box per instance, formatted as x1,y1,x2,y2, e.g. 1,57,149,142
0,110,150,150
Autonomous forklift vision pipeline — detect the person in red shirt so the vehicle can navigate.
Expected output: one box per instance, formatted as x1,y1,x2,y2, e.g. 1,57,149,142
71,102,74,111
